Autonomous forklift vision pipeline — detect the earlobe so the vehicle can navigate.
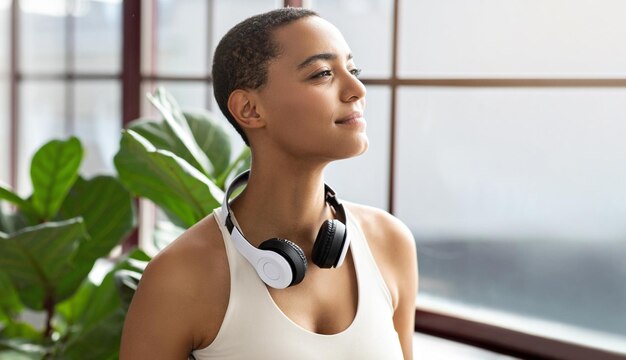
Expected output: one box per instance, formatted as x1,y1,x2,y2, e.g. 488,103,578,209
227,90,264,129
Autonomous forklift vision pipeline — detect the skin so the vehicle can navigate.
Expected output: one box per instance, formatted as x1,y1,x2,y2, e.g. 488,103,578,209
120,16,417,360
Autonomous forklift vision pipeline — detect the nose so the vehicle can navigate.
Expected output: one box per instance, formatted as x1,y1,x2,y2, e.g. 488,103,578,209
341,71,366,103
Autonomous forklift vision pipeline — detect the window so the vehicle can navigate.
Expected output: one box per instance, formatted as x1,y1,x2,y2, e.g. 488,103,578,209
5,0,122,197
394,0,626,357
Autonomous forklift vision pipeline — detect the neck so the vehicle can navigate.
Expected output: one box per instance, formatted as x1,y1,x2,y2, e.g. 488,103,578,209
229,163,335,251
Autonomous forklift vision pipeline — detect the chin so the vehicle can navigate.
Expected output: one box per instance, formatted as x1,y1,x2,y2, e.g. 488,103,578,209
336,135,369,160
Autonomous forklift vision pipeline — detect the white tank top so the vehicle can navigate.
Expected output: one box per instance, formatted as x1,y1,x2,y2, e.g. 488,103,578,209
189,207,404,360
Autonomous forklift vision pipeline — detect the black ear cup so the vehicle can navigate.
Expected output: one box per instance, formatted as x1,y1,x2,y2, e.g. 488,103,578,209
311,219,347,268
259,238,307,286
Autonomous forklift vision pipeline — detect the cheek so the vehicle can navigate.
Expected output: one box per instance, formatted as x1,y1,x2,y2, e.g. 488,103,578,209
266,86,334,131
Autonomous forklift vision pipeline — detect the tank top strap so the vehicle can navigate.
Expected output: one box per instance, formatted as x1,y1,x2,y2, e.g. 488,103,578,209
212,206,272,295
343,206,395,313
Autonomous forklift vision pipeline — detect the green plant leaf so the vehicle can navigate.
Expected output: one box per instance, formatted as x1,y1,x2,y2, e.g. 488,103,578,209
30,137,83,221
0,337,47,360
112,248,149,308
56,250,149,359
152,220,186,251
52,175,136,302
0,335,49,359
112,249,149,310
0,321,40,341
147,87,215,177
114,129,224,228
0,349,43,360
0,205,14,235
215,147,251,189
113,269,142,311
59,308,125,360
128,109,234,181
57,177,135,258
235,149,252,177
126,117,205,175
0,219,88,310
0,184,39,224
0,213,31,235
185,109,233,178
0,271,23,323
55,273,120,337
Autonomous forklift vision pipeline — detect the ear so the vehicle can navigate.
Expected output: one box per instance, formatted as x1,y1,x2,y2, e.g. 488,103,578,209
227,89,265,130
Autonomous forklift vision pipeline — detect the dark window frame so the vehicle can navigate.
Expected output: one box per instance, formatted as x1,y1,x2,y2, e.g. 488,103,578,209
6,0,625,358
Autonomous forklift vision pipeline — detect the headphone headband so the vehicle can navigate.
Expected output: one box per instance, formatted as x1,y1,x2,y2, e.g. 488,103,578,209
222,171,346,231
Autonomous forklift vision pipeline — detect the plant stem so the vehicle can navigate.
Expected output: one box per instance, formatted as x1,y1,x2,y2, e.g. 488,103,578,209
43,293,55,340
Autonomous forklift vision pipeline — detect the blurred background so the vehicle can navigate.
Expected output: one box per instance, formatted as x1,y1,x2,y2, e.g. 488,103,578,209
1,0,625,358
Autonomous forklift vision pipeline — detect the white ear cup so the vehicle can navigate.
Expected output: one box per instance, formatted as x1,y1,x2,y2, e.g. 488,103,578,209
228,212,294,289
254,252,293,289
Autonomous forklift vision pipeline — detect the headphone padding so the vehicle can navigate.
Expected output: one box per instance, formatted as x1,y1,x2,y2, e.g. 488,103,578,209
312,220,346,268
259,238,307,286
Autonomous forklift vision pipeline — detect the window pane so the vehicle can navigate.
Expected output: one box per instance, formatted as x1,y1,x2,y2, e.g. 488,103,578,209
142,0,208,76
0,1,9,185
20,0,66,74
399,0,626,78
74,0,122,73
309,0,393,78
18,81,67,196
73,81,121,177
326,86,390,209
0,0,8,74
211,0,281,53
396,87,626,353
0,79,8,186
140,81,208,118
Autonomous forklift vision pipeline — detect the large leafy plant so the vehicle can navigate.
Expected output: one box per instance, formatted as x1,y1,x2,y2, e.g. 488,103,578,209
114,87,250,232
0,137,140,359
0,87,245,359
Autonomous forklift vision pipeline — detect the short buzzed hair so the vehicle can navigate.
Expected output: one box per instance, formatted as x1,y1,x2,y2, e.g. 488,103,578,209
212,7,319,146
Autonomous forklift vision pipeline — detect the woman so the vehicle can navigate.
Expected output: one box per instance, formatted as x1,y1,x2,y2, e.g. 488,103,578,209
120,7,417,359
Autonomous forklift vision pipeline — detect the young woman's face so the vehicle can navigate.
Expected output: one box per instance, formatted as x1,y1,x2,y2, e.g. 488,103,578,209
253,16,368,162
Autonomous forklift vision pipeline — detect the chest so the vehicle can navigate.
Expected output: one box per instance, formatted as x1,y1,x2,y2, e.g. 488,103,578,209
266,251,359,335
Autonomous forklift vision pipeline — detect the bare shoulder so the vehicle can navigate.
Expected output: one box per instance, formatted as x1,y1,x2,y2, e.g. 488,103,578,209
344,202,417,306
120,213,229,359
344,202,416,257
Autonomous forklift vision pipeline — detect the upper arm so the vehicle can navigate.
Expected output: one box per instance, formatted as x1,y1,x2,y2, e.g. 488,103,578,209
120,216,228,360
119,251,199,360
357,206,417,360
385,215,417,360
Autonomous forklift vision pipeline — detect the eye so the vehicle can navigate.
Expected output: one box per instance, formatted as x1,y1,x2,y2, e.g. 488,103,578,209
350,68,362,77
311,70,333,79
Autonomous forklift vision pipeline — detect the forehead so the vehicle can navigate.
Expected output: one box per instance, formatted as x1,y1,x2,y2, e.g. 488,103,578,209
271,17,351,65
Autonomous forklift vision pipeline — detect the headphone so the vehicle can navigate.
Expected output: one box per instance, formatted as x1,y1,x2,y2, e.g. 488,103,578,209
221,170,350,289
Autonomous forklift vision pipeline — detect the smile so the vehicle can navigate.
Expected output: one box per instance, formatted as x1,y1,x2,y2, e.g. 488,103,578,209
335,112,365,127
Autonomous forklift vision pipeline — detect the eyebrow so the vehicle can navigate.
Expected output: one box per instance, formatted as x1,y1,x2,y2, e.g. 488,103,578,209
296,52,353,70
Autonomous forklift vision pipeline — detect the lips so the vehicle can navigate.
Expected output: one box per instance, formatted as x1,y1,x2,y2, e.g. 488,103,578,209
335,111,364,124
